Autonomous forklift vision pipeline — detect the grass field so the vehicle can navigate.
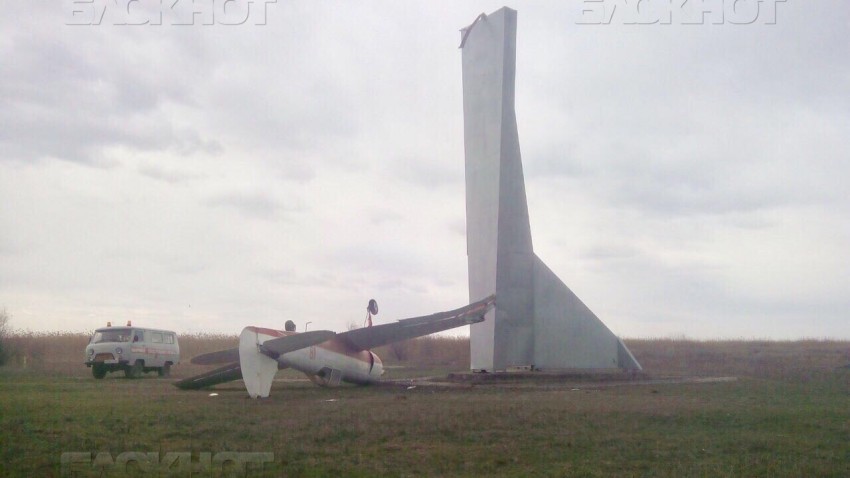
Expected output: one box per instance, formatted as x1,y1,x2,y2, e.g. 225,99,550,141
0,336,848,477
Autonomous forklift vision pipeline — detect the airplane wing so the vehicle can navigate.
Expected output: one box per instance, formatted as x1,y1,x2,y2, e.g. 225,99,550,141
336,294,495,351
259,330,336,357
174,362,243,390
189,330,334,364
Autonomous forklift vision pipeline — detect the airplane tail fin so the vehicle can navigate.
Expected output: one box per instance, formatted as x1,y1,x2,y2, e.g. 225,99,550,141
239,327,279,398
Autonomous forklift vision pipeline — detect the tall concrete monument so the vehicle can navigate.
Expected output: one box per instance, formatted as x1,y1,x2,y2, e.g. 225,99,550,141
460,7,641,372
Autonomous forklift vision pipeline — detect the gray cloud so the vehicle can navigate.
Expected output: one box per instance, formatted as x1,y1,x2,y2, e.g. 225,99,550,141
388,156,462,189
206,191,295,220
0,3,221,165
137,163,204,184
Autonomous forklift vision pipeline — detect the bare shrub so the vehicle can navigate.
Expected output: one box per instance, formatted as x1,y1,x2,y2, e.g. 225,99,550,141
375,335,470,366
0,330,238,377
623,338,850,381
177,332,238,359
1,330,90,374
0,309,8,366
3,322,845,381
387,339,413,361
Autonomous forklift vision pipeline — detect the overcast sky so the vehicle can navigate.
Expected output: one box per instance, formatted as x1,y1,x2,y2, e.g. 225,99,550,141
1,1,848,339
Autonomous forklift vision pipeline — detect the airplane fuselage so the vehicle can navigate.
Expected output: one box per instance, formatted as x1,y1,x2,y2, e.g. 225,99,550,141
247,327,384,386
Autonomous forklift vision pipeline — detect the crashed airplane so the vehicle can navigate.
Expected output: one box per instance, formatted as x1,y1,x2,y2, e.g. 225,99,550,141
175,295,495,398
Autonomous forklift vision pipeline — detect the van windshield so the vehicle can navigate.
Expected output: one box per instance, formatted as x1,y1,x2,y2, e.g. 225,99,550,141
91,329,132,344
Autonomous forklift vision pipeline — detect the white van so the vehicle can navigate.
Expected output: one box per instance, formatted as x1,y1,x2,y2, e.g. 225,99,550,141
85,324,180,379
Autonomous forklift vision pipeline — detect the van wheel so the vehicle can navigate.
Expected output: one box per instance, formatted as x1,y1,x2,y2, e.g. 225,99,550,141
92,364,106,379
158,363,171,378
125,360,143,379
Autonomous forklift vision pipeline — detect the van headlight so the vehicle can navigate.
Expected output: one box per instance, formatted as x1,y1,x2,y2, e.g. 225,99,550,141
115,347,123,355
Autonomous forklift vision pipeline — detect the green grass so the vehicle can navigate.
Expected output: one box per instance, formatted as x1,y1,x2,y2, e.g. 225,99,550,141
1,364,849,477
